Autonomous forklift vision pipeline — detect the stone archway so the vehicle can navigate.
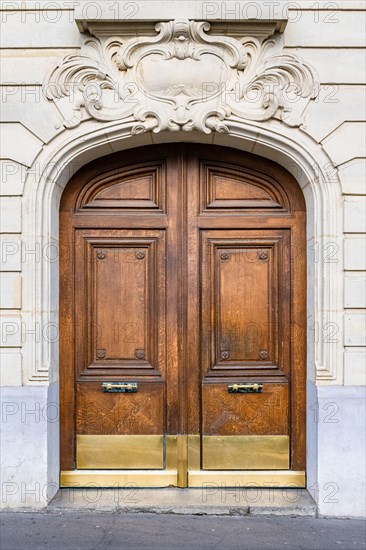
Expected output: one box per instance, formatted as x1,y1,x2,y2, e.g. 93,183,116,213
21,117,343,503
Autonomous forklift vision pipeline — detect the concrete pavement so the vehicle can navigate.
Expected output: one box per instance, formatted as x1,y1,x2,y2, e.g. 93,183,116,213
1,512,365,550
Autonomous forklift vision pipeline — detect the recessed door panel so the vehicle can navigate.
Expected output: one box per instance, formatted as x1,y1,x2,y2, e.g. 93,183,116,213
217,246,273,364
74,231,166,377
76,381,165,435
92,245,150,364
78,162,166,212
202,384,289,436
199,161,290,212
201,231,290,375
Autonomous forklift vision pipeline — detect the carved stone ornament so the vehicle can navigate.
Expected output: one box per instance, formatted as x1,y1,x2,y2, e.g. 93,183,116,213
45,20,317,134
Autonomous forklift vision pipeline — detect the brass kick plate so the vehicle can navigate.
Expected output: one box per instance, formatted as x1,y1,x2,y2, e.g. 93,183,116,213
202,435,290,470
77,435,163,469
64,434,301,488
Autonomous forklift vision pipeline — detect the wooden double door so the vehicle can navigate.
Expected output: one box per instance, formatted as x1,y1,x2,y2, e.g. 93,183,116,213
60,144,306,488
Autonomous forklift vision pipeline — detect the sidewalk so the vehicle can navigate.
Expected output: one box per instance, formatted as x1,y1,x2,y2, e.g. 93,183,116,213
1,512,365,550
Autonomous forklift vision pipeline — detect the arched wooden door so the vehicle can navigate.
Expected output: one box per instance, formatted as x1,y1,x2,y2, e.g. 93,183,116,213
60,144,306,488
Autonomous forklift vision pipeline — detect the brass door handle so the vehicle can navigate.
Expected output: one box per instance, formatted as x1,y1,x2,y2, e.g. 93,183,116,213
228,383,263,394
102,382,137,393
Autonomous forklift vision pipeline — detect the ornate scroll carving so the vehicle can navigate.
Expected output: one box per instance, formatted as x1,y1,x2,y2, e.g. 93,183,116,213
45,20,317,133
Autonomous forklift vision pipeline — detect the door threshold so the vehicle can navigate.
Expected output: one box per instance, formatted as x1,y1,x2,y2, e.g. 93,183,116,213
60,469,177,488
61,469,305,488
49,487,316,517
188,470,305,487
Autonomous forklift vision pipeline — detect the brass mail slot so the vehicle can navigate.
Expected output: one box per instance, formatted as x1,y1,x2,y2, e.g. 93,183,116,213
228,383,263,393
102,382,137,393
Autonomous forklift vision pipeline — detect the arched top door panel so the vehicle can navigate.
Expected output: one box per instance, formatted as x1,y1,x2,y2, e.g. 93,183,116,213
77,162,166,212
61,144,305,216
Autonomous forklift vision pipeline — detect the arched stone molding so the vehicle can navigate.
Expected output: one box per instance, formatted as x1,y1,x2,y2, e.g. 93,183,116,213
22,115,343,388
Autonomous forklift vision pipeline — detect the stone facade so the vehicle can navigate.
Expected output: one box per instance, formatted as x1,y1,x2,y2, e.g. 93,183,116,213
0,1,365,517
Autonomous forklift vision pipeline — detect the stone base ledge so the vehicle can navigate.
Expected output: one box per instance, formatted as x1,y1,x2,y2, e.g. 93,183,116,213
46,488,317,517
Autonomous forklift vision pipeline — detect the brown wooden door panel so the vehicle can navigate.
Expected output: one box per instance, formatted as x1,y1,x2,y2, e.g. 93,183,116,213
77,160,167,213
200,230,290,376
90,244,152,366
202,384,289,436
74,230,166,378
76,382,165,435
199,162,289,213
